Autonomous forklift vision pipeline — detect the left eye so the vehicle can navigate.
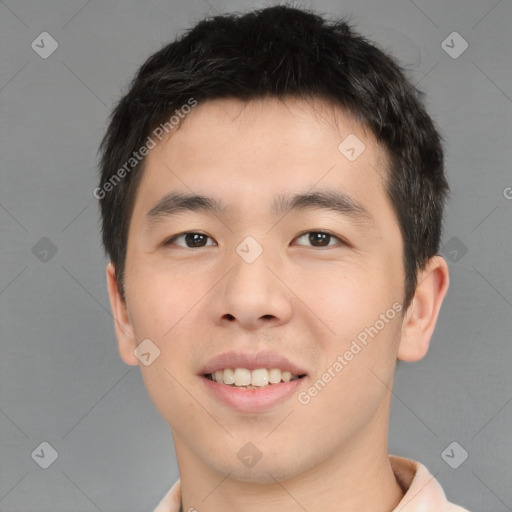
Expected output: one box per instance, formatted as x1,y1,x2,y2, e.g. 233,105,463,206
163,231,345,249
294,231,344,247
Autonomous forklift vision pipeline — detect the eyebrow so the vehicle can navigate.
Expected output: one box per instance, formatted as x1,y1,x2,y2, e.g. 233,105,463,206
144,189,372,229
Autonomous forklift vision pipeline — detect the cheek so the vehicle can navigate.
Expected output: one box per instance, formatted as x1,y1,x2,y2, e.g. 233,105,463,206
299,261,403,401
128,278,200,423
301,263,394,335
125,258,199,339
299,314,402,432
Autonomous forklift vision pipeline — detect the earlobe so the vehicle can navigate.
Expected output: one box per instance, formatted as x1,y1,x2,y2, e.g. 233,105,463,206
398,255,450,362
106,262,139,366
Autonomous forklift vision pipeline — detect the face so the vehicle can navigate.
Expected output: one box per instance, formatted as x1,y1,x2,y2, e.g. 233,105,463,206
115,97,408,482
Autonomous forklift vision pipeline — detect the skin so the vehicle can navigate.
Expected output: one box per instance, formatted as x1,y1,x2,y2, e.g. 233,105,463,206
107,97,449,511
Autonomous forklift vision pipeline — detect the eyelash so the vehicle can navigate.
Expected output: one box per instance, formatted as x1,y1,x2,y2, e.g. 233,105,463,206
163,230,348,249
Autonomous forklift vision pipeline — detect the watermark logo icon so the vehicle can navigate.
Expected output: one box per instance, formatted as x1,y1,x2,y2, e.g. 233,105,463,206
338,134,365,161
237,442,263,468
441,32,468,59
32,237,58,263
31,442,58,469
133,339,161,366
441,441,468,469
236,236,263,264
31,32,59,59
441,237,468,263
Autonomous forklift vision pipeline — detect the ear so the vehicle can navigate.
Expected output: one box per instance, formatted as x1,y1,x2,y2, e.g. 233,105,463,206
106,262,139,366
398,255,450,362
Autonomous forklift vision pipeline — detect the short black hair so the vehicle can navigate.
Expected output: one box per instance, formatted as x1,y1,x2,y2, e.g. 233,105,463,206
98,4,449,309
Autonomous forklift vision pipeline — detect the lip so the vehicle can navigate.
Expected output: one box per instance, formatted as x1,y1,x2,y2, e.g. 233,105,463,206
201,374,307,413
198,350,308,413
199,350,308,376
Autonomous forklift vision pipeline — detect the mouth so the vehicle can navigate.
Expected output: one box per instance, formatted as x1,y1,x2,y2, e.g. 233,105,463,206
199,350,309,412
204,367,307,389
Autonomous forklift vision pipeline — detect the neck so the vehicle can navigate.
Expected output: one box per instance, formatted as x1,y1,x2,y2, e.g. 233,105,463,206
175,436,404,512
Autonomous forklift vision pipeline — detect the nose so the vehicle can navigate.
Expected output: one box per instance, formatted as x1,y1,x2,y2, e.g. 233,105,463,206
212,241,293,331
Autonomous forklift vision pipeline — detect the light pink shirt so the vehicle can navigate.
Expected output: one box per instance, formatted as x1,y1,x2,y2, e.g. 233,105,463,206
153,455,470,512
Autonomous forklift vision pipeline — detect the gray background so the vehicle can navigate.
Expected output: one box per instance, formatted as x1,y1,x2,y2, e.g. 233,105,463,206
1,0,511,510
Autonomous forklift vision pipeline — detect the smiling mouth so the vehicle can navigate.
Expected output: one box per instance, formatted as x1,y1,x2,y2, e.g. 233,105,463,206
204,368,307,389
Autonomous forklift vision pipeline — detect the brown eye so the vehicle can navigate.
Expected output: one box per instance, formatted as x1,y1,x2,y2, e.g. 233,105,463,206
165,232,215,248
294,231,344,247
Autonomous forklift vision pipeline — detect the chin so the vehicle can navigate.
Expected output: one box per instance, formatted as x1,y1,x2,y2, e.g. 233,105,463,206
205,449,311,484
221,465,300,484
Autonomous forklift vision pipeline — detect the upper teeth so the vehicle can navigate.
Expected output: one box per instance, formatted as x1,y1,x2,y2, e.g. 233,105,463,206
209,368,300,387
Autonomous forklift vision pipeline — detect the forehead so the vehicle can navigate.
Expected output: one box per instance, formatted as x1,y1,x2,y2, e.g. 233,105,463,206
132,97,393,227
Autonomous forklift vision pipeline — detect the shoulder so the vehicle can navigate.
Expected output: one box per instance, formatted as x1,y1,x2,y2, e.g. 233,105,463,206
153,479,181,512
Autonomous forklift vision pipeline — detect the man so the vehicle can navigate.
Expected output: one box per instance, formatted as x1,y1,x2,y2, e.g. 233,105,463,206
97,5,470,511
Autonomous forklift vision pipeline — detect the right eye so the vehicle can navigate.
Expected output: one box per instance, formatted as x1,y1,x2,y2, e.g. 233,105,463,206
163,232,217,248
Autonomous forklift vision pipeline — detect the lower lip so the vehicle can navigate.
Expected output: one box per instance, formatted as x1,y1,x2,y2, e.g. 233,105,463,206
201,375,306,413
